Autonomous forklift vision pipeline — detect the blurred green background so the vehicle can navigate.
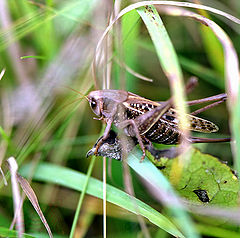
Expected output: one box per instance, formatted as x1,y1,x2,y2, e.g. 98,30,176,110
0,0,239,237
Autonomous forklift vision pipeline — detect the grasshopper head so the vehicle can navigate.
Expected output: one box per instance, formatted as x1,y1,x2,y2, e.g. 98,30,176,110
87,91,102,117
87,90,128,118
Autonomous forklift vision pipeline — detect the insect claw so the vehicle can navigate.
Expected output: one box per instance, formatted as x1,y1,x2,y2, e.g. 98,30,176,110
140,152,146,162
86,148,95,158
93,116,104,121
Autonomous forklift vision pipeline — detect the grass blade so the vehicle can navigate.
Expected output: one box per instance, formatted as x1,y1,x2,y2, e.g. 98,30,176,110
136,6,190,154
20,162,185,238
127,149,199,238
69,156,96,238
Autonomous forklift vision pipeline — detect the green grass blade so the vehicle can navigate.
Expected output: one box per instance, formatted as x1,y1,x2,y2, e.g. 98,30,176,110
0,227,35,238
127,149,199,238
200,23,224,77
233,92,240,173
0,126,10,143
136,6,197,237
137,6,183,81
0,0,98,53
136,39,223,88
69,156,96,237
196,224,240,238
19,162,184,238
137,5,190,149
20,55,46,60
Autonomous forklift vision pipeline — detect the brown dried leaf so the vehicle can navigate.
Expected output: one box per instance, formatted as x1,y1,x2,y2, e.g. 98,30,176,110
17,173,53,238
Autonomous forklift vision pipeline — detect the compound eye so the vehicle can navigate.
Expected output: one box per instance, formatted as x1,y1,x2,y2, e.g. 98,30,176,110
90,98,97,109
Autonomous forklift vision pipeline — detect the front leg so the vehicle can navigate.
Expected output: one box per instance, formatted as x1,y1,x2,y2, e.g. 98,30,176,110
94,118,113,155
94,103,120,155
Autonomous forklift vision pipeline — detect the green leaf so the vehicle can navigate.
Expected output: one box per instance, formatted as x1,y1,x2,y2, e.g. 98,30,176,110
178,56,223,89
0,227,35,238
149,148,239,206
196,223,240,238
128,148,199,238
19,162,184,238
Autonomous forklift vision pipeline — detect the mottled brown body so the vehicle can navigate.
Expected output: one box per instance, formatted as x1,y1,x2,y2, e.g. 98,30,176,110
87,89,228,160
125,102,180,144
123,99,218,145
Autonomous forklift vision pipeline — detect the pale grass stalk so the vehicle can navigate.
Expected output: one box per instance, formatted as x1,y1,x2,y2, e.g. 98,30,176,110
8,157,24,238
103,157,107,238
0,167,7,186
0,68,5,80
114,57,153,82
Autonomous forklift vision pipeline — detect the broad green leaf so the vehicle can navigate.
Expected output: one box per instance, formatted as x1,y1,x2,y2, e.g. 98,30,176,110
148,148,239,206
127,148,199,238
19,162,184,238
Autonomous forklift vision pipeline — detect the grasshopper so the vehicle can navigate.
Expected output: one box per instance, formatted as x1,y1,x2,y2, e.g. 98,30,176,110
87,88,229,161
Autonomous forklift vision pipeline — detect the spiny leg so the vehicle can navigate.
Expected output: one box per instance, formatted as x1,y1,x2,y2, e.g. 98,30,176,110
187,93,227,106
190,95,227,115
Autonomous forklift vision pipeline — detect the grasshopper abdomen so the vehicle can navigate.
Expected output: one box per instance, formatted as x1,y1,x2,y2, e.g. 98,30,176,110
144,121,180,144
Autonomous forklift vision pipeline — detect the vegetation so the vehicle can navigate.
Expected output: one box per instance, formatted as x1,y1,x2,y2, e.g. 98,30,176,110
0,0,240,237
